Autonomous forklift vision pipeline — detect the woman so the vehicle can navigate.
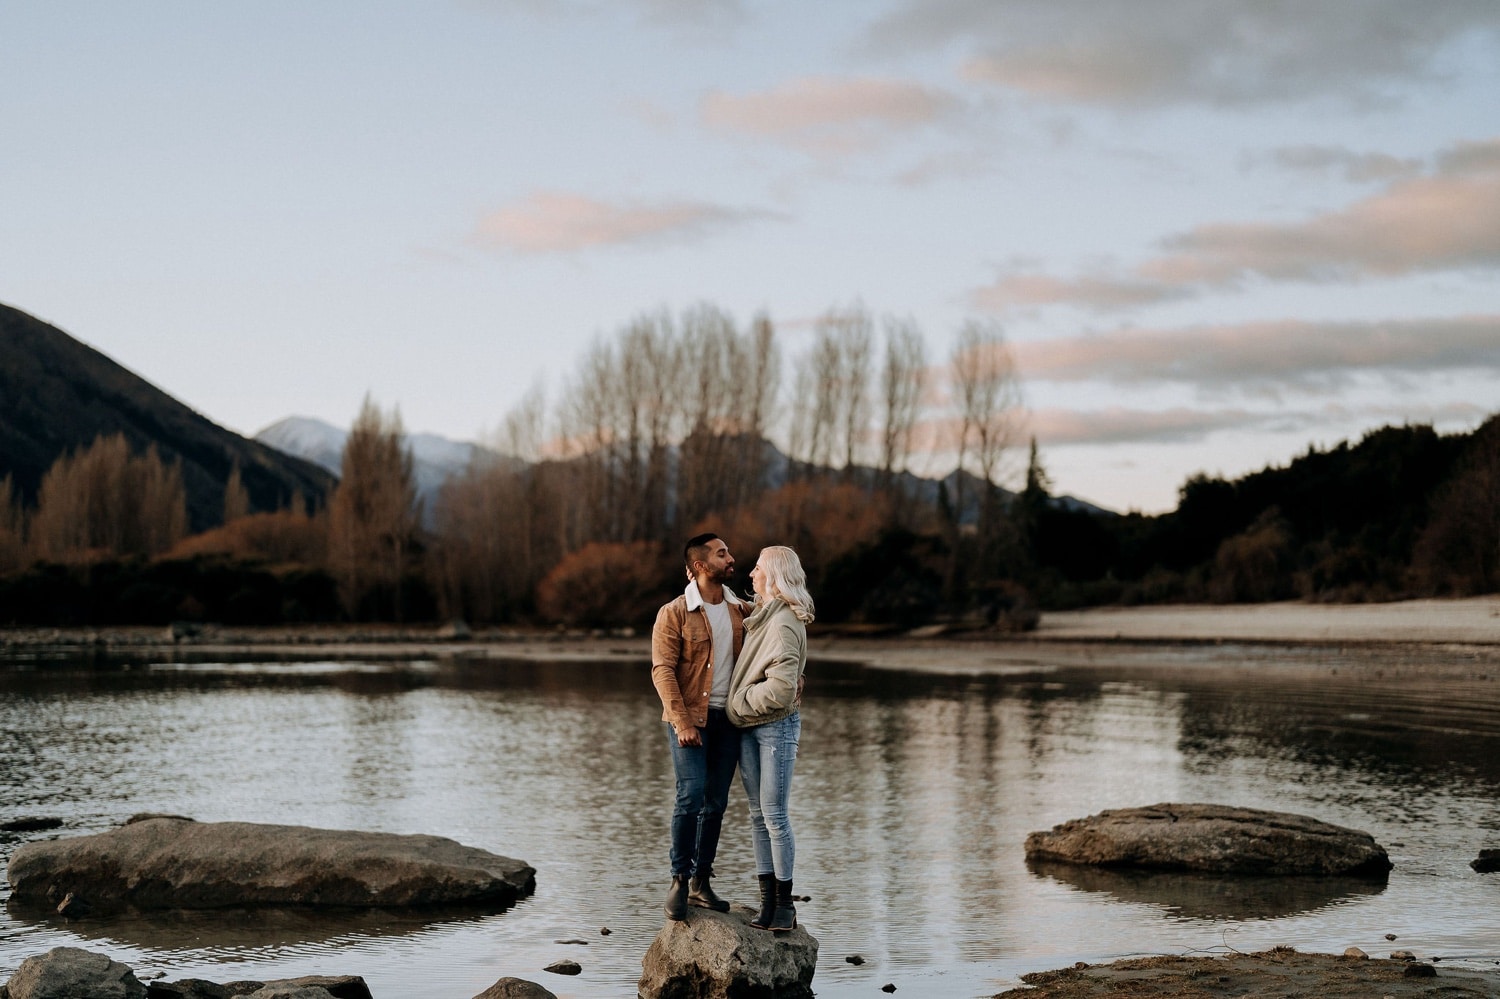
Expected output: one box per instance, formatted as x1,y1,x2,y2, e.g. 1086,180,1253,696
726,545,813,932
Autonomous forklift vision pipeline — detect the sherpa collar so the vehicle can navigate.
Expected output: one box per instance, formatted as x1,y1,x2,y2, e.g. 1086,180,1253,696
683,579,747,612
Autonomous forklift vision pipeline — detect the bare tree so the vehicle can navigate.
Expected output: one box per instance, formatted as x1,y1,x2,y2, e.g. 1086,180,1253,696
727,311,779,510
223,460,251,524
804,306,874,479
0,474,25,574
559,338,622,546
951,320,1021,501
28,433,187,560
879,316,927,491
620,311,683,540
678,303,740,524
327,395,421,620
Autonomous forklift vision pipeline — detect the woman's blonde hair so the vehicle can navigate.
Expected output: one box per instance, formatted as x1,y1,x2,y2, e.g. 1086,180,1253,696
756,545,815,624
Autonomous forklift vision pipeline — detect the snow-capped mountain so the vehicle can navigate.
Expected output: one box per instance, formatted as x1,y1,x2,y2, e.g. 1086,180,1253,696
254,416,496,509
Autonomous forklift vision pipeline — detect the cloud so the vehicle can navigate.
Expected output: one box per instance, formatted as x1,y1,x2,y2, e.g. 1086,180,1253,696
1262,145,1424,183
1028,406,1268,445
473,191,779,253
480,0,743,29
1149,167,1500,285
1013,315,1500,390
701,76,961,155
868,0,1500,107
1027,399,1491,448
972,273,1190,312
977,138,1500,310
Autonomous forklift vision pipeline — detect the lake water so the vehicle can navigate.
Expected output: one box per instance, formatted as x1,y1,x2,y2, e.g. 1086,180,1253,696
3,642,1500,997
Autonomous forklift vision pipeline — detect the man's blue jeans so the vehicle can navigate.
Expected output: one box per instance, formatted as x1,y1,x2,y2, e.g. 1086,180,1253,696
740,711,800,880
666,708,739,878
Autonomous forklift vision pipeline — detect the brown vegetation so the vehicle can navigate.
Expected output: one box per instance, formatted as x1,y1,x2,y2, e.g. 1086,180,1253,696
26,433,187,560
327,396,422,620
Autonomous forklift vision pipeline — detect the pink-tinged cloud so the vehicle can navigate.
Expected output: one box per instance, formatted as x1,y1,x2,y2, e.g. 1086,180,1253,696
1148,171,1500,284
1028,406,1264,445
978,138,1500,310
701,76,960,154
1023,400,1489,448
971,273,1191,312
474,191,777,253
1013,315,1500,388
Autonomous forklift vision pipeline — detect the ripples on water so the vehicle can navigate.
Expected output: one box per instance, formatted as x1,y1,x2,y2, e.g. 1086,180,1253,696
3,644,1500,997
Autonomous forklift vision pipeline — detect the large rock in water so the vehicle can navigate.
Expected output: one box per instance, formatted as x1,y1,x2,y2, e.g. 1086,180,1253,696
4,946,146,999
7,815,536,911
639,905,817,999
1025,803,1393,876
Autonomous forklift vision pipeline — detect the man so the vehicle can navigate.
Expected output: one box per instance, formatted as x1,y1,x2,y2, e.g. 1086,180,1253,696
651,532,750,920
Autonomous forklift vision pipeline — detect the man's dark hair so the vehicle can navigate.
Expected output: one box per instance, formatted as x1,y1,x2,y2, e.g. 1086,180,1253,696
683,532,720,569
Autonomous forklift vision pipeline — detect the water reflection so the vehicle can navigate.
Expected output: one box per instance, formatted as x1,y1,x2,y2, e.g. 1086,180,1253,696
3,645,1499,998
1025,860,1387,920
6,898,500,952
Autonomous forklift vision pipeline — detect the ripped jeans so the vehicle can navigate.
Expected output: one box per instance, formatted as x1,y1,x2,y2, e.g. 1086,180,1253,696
739,711,800,880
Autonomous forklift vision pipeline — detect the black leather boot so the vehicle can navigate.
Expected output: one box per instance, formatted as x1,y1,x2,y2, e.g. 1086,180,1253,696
750,873,776,929
664,874,689,921
770,878,796,932
688,868,730,911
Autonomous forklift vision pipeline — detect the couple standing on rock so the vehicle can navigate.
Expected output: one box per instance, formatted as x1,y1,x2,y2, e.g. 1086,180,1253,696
650,533,813,933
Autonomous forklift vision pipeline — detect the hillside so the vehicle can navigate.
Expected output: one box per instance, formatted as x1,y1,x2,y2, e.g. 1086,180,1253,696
0,303,334,530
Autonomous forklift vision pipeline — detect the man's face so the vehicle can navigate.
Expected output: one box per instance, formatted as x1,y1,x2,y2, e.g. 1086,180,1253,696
698,539,735,582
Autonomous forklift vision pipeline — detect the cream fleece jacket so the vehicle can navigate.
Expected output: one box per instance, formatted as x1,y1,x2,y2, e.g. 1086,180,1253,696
725,597,806,728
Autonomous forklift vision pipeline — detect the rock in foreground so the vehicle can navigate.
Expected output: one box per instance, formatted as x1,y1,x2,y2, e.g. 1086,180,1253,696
639,905,817,999
4,946,146,999
473,978,557,999
1025,803,1392,876
7,815,535,911
994,948,1500,998
2,948,373,999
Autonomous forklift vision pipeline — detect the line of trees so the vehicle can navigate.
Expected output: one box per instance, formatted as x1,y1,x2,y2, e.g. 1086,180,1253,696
0,303,1034,629
2,301,1496,629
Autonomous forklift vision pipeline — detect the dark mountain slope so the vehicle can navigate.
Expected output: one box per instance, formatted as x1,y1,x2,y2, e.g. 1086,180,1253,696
0,302,334,531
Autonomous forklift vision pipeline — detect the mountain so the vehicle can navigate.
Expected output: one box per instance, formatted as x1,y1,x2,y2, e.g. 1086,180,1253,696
255,415,499,510
0,303,335,530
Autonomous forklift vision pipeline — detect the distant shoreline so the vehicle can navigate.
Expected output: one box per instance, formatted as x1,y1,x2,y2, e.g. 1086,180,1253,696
3,596,1497,659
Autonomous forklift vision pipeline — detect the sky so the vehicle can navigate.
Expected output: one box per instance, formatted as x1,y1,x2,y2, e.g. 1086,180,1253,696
4,1,1498,513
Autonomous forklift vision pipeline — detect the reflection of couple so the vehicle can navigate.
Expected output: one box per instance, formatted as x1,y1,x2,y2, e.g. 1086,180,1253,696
650,533,813,932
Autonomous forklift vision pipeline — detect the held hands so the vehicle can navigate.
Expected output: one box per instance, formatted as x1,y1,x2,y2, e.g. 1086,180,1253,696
676,724,702,747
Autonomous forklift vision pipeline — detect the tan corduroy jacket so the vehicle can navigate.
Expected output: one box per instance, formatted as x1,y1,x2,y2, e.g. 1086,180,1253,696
651,581,749,733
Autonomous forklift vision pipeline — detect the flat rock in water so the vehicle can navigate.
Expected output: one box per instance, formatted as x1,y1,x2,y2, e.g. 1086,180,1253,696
7,816,535,911
639,904,817,999
1024,803,1392,876
1470,848,1500,873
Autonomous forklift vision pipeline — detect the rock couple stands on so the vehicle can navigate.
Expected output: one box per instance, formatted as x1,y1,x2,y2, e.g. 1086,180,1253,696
639,904,818,999
1025,802,1394,876
6,814,536,912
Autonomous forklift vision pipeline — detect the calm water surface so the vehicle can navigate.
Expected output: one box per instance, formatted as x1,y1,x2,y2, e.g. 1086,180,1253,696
3,644,1500,997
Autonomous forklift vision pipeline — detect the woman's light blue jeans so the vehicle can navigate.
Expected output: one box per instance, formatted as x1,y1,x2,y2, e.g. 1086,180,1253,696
739,711,800,880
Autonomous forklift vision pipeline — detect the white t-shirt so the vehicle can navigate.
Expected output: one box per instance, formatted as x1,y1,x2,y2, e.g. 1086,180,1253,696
704,598,735,708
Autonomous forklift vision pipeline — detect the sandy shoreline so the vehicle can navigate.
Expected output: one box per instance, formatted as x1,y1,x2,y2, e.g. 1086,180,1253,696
1033,595,1500,645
